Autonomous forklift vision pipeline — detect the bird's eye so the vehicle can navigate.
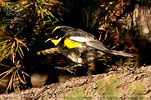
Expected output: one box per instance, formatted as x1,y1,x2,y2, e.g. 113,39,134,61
54,35,59,39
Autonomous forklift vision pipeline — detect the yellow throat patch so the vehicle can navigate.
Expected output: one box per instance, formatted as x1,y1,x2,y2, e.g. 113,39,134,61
64,38,82,49
52,39,59,46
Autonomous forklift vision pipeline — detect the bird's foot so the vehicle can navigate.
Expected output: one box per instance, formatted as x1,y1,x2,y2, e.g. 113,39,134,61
55,64,82,74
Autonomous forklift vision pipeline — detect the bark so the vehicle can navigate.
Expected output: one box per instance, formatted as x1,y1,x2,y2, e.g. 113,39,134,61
133,4,151,65
0,65,151,100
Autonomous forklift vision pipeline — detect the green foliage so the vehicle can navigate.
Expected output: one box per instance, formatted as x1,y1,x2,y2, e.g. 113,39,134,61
0,27,28,63
0,0,62,92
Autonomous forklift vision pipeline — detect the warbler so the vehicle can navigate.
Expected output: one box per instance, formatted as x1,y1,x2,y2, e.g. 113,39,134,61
45,26,133,68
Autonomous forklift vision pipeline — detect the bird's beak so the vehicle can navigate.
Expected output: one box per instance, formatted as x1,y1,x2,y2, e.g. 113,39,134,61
45,38,59,46
45,38,52,43
45,26,62,46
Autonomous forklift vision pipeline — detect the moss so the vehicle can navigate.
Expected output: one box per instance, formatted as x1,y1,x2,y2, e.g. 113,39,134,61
97,75,120,100
128,81,145,100
63,87,92,100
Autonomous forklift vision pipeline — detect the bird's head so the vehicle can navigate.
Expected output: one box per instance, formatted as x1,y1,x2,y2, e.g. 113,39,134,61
45,26,72,46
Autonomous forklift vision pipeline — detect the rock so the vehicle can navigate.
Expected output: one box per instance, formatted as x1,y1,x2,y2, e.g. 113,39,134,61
31,73,48,88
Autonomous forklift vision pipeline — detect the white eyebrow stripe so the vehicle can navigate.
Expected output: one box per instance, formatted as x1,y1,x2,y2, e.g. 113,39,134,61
69,36,92,42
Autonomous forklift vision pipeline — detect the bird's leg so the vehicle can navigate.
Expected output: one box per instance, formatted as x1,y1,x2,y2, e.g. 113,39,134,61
55,63,83,74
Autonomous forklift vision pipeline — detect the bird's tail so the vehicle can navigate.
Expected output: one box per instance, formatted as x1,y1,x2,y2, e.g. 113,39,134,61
111,50,134,58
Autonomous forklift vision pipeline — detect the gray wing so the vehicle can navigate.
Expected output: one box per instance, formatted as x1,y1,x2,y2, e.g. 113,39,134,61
69,36,134,58
111,50,134,58
69,36,110,53
85,41,111,53
86,41,134,57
